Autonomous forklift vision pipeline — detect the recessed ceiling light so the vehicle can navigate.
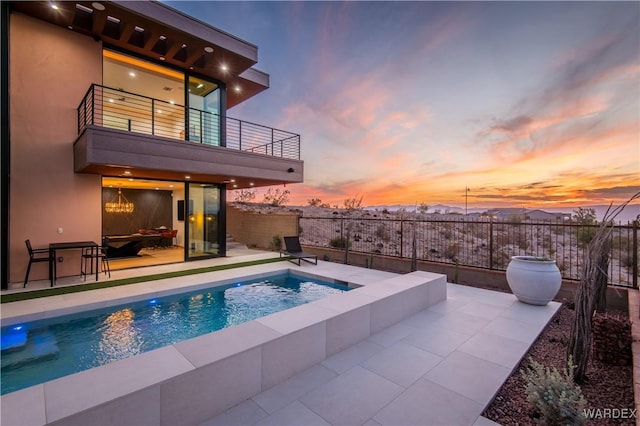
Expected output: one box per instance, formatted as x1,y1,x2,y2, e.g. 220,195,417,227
134,26,144,33
204,46,214,53
189,66,194,70
92,2,105,11
249,182,255,186
123,171,131,175
234,86,240,92
155,187,159,190
169,184,174,188
185,175,191,179
233,184,238,188
157,109,162,114
159,56,165,61
197,83,203,89
51,4,59,10
230,179,236,183
221,64,228,71
106,15,120,24
129,71,136,77
67,25,73,30
169,100,174,104
109,98,114,103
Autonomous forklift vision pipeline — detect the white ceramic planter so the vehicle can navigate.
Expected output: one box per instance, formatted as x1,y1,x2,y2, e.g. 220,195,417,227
506,256,561,306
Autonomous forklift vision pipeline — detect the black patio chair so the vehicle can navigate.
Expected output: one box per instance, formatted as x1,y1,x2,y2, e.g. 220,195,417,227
280,236,318,266
24,239,54,287
81,238,111,280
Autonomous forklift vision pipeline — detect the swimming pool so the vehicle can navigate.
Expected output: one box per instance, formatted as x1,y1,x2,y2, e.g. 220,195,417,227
0,271,350,395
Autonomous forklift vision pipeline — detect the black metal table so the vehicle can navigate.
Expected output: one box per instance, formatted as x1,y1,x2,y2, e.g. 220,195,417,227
49,241,98,287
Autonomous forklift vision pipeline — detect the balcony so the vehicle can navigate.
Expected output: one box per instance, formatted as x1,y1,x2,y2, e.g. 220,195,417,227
73,84,303,188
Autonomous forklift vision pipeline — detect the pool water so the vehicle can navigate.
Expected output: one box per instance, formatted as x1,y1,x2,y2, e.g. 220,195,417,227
1,272,350,395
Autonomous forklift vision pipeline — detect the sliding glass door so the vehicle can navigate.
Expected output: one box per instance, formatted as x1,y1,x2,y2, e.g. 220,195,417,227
186,183,221,259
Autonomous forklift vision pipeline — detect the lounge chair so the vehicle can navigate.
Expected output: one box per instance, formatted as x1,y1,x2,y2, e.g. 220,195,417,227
280,236,318,266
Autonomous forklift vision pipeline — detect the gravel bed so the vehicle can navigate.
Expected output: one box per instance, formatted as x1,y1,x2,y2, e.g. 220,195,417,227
483,303,634,425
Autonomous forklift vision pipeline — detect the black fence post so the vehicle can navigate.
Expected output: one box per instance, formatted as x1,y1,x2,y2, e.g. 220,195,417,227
633,220,638,289
489,217,494,270
400,220,404,258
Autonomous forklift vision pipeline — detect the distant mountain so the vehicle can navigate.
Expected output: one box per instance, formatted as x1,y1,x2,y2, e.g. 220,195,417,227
364,204,639,222
365,204,474,214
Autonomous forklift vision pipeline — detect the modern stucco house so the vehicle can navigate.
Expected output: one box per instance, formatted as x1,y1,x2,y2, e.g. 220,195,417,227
1,1,303,289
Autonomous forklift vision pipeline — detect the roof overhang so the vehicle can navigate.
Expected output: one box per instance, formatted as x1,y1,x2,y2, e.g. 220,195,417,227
9,0,269,107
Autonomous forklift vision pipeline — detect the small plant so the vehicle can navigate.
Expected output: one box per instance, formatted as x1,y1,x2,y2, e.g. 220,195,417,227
374,224,390,242
521,357,586,425
269,235,282,251
329,236,351,249
343,194,365,211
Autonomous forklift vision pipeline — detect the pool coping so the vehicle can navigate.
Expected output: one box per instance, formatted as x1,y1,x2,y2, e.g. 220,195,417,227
1,262,447,425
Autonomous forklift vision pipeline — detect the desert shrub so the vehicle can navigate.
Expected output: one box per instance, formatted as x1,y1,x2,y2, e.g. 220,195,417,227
269,235,282,251
263,188,290,206
521,357,586,425
233,188,256,203
576,226,597,247
375,224,390,242
516,231,529,250
329,236,351,249
343,195,364,210
444,243,460,260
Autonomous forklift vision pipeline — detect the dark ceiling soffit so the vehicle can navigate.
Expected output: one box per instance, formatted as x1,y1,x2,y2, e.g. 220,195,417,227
9,1,269,106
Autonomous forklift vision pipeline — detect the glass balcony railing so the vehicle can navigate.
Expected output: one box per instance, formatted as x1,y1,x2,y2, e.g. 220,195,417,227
77,84,300,160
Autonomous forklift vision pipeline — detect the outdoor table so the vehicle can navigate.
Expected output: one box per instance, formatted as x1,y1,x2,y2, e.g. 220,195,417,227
49,241,98,287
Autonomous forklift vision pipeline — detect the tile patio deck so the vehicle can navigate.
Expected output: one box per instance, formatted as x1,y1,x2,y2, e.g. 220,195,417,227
201,280,560,426
2,250,560,425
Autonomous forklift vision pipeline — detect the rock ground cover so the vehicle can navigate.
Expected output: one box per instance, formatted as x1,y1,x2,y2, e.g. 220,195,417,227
483,303,634,425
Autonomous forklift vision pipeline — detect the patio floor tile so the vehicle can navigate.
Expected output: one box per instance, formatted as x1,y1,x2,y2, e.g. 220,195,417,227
300,366,404,425
373,378,484,426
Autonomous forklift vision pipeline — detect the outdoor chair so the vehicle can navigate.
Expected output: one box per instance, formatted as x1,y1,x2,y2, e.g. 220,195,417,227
280,236,318,266
24,239,54,287
81,238,111,280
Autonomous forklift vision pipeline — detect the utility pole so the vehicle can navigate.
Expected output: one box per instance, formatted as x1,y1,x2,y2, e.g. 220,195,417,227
465,187,470,215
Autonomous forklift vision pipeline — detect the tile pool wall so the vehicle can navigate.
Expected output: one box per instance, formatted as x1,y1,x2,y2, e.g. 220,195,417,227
1,264,447,425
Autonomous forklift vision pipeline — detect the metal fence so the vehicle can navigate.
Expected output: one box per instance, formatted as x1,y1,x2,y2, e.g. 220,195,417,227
299,216,639,288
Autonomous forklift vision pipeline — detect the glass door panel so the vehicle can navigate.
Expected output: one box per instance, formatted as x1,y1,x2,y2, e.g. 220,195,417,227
187,183,220,259
188,77,220,145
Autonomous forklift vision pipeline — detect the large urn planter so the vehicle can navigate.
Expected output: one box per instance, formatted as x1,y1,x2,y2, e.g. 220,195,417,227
506,256,561,306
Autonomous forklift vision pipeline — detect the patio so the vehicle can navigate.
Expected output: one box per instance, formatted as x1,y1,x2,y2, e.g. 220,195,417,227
1,249,560,425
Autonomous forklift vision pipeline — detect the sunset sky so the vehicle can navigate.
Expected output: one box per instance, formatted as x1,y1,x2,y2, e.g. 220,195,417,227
169,1,639,210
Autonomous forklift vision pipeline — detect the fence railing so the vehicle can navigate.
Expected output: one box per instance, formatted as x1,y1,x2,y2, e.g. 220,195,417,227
299,216,639,288
77,84,300,160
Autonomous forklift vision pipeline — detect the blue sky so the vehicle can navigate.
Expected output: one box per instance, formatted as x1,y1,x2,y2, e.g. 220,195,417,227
168,1,639,209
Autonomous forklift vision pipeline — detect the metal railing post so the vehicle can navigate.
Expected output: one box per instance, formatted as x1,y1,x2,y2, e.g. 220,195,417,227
633,220,638,289
91,84,95,127
151,99,155,135
489,217,494,270
400,220,404,258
